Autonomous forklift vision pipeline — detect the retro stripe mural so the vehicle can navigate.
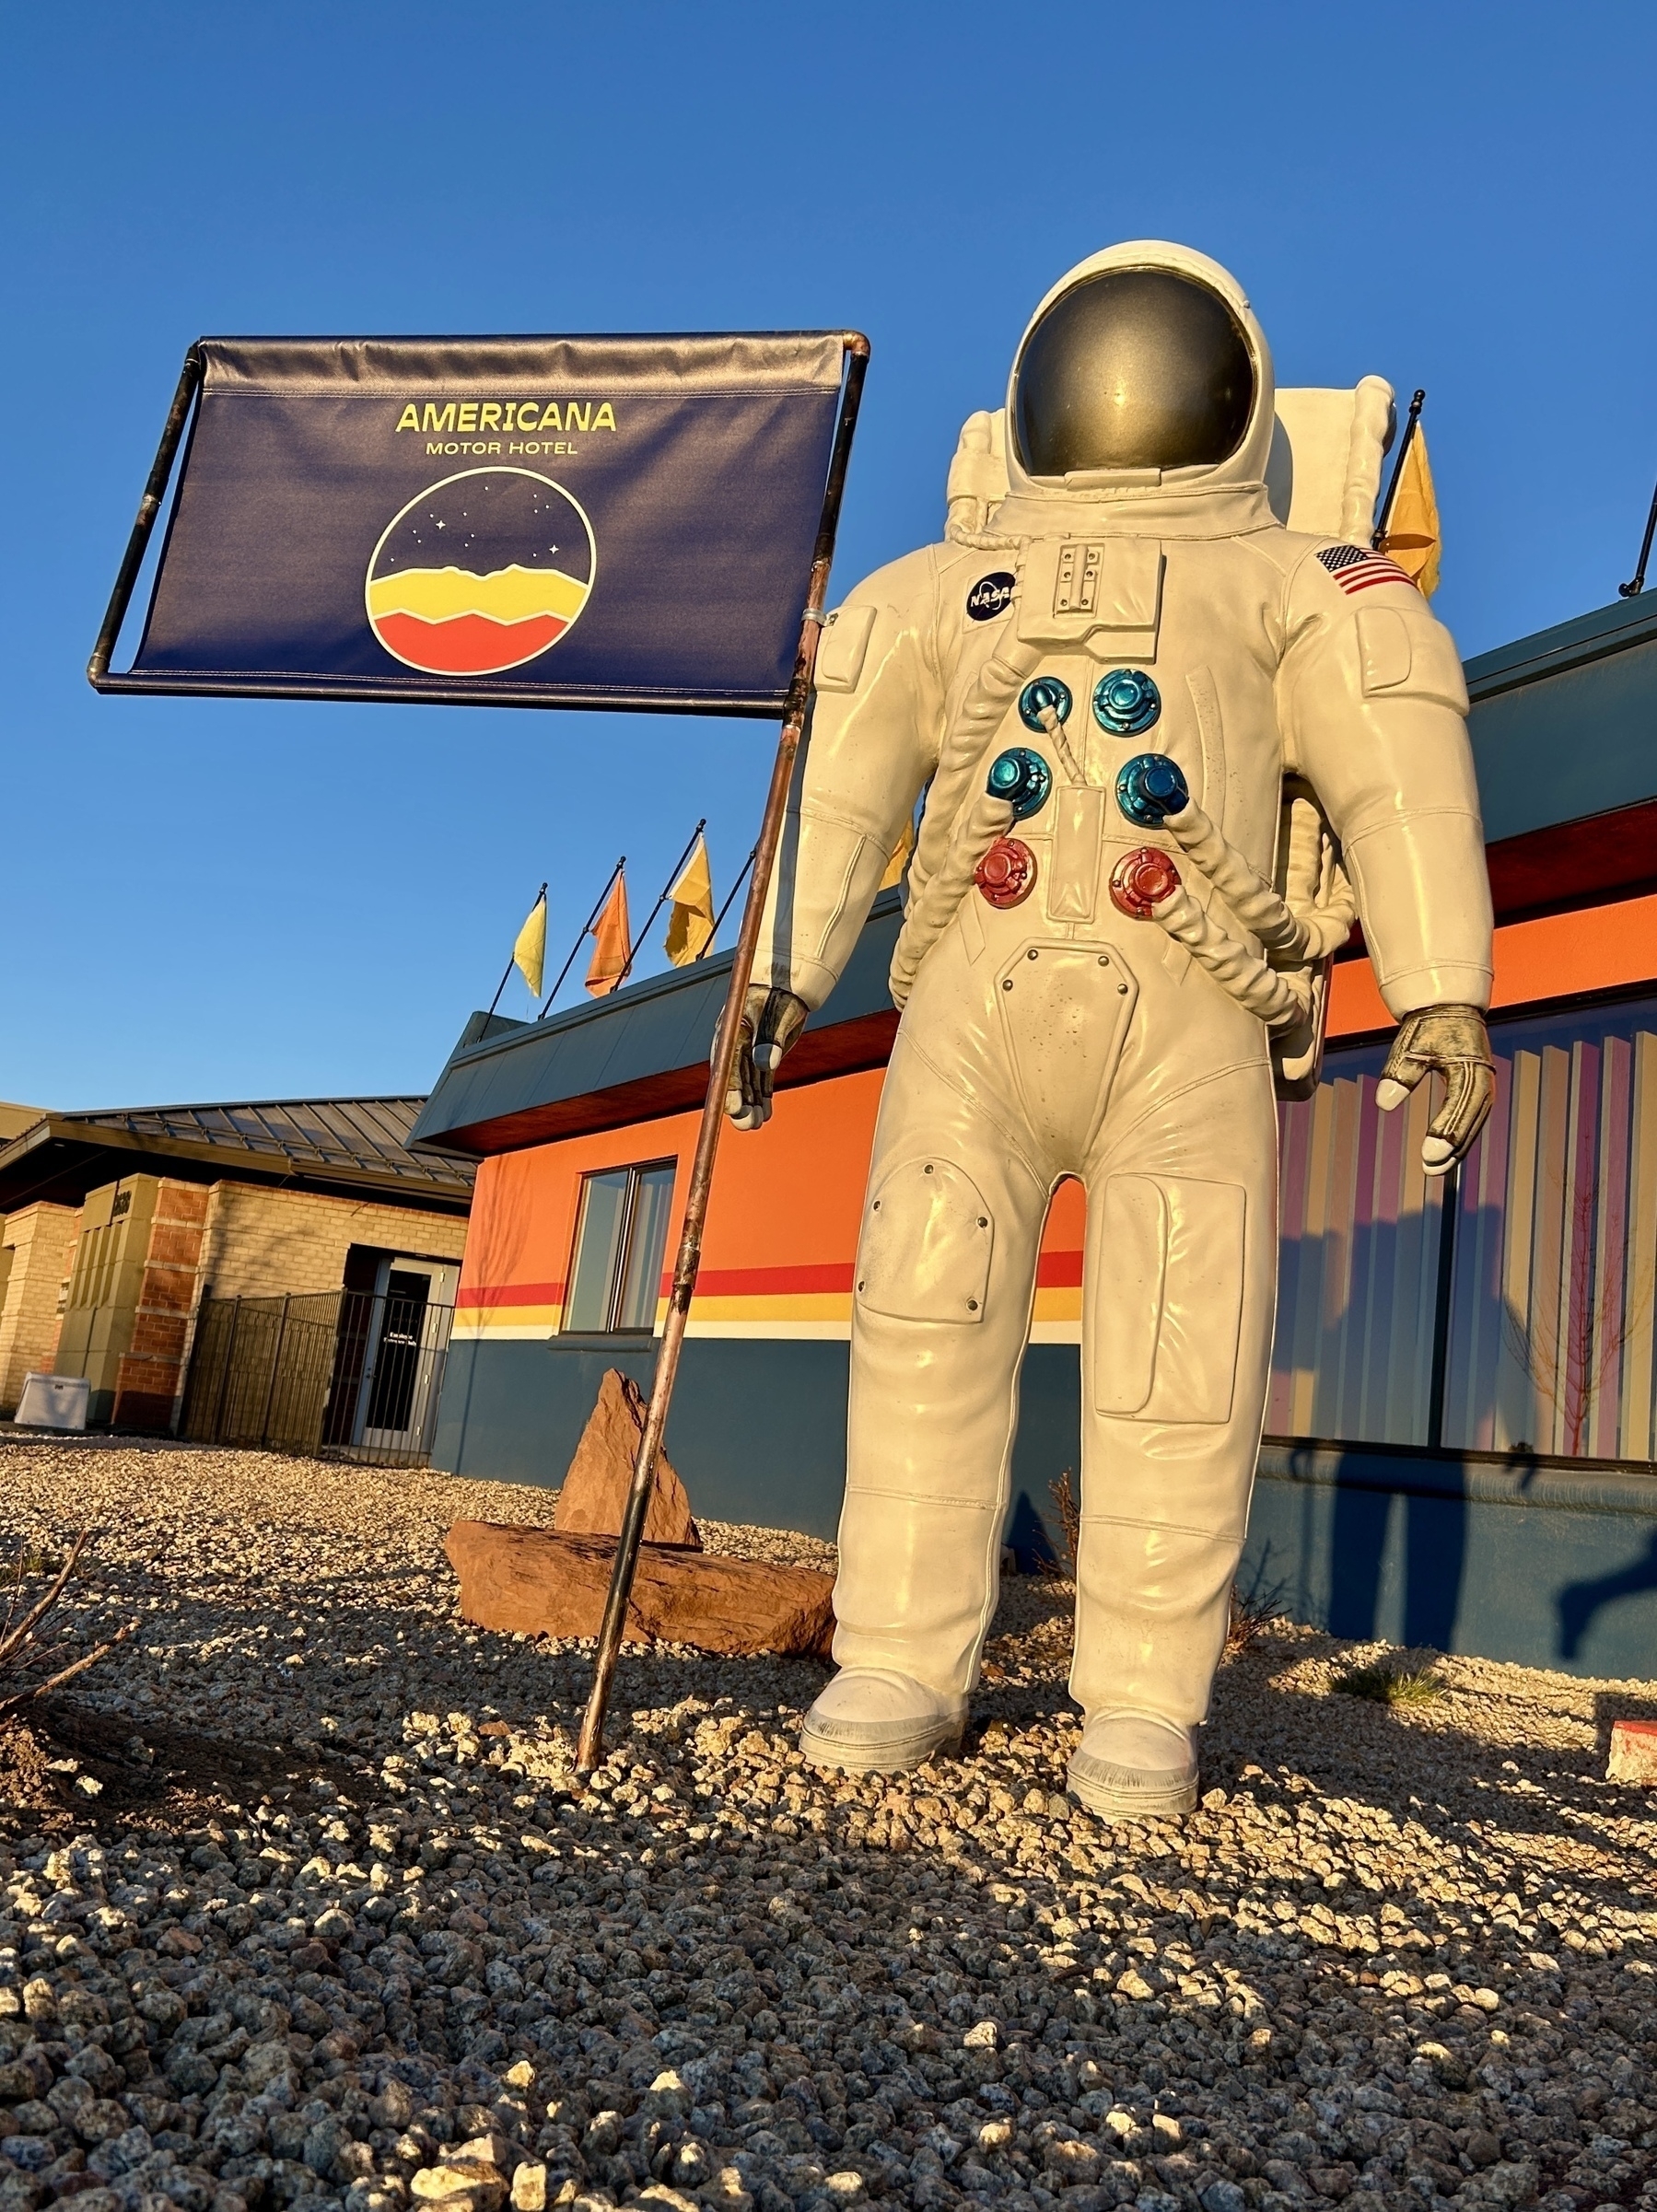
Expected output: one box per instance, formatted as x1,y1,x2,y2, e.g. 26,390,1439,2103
450,1073,1091,1346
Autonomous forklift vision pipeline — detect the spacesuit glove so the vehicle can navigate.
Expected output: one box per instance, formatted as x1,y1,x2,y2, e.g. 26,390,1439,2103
723,984,809,1131
1375,1005,1495,1176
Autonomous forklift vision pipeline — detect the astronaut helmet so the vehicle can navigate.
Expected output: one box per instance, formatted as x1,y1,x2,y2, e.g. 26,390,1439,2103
1006,242,1275,490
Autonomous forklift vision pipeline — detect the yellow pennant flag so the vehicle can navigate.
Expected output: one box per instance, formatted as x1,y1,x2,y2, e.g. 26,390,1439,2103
1380,427,1441,597
664,832,717,966
512,891,546,1000
585,871,631,997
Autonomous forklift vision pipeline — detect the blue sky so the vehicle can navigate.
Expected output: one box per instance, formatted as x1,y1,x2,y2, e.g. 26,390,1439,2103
6,0,1654,1110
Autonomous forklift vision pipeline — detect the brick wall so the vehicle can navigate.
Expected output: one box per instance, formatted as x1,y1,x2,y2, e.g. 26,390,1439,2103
111,1181,210,1431
196,1185,468,1300
0,1203,80,1415
49,1177,469,1433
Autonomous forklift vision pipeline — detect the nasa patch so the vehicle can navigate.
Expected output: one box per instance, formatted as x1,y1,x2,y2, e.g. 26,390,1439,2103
966,571,1016,622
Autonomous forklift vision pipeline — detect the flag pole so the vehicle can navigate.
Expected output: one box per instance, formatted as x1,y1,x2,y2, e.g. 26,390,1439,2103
614,818,707,989
577,333,870,1772
699,843,757,958
486,882,546,1017
1618,468,1657,599
536,857,625,1019
1372,388,1426,550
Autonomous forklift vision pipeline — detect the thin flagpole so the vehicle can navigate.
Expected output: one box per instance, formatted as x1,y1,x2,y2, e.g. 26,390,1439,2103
577,334,870,1772
699,843,757,959
1619,469,1657,598
537,857,624,1019
486,882,546,1017
614,819,707,989
1372,388,1425,549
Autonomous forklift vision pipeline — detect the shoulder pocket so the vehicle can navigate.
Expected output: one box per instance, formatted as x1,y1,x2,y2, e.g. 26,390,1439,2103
815,603,877,693
1356,605,1469,713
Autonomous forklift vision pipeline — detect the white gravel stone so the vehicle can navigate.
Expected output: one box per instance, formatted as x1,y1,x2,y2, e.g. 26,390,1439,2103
1,1436,1654,2212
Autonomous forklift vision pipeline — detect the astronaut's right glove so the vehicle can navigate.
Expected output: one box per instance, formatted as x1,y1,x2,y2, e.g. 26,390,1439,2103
723,985,809,1131
1375,1005,1495,1176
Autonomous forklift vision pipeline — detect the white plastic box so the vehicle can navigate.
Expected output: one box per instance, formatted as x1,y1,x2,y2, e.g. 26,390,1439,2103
14,1372,90,1431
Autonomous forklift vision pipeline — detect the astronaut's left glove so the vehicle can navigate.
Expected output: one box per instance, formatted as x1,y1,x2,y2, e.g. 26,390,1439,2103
723,985,809,1131
1375,1005,1495,1176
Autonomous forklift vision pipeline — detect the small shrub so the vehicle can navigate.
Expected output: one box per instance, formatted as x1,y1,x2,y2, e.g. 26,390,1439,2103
1336,1659,1444,1708
1042,1469,1081,1578
1225,1586,1287,1659
0,1531,135,1716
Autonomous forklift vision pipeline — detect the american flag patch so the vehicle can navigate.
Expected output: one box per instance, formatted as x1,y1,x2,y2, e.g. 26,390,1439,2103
1315,542,1417,594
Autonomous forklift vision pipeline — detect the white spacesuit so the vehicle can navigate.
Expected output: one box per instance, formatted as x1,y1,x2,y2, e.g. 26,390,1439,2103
729,242,1495,1815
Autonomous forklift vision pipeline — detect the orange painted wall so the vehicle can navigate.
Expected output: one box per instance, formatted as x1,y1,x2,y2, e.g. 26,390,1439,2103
458,890,1657,1345
1329,891,1657,1037
456,1071,1090,1343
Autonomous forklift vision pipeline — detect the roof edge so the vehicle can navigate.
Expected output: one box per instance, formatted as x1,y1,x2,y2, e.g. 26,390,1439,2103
1465,591,1657,701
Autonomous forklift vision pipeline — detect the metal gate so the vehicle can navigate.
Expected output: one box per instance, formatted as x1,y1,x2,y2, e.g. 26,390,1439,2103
179,1287,456,1465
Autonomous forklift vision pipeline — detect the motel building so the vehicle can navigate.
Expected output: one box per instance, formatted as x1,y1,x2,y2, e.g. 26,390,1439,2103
413,588,1657,1680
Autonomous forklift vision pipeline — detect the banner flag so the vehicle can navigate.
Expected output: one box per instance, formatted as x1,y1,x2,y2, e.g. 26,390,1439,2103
100,334,851,714
512,891,547,1000
1378,427,1441,597
664,833,717,966
585,872,631,997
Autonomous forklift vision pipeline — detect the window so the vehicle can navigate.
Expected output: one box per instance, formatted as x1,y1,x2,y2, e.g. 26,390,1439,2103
564,1161,677,1333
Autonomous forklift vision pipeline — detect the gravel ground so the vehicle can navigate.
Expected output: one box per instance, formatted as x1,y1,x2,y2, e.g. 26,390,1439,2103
1,1438,1654,2212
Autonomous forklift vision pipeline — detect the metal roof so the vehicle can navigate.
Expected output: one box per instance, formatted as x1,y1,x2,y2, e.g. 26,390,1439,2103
1464,590,1657,846
0,1094,474,1216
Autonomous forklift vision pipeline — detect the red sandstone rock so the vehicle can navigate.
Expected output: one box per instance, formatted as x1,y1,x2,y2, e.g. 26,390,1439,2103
1608,1717,1657,1784
444,1521,834,1659
553,1368,700,1550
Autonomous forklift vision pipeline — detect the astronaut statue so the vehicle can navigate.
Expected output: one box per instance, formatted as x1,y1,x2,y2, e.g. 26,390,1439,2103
727,242,1496,1817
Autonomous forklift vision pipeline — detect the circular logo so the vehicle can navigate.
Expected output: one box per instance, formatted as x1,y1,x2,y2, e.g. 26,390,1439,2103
966,571,1016,622
366,468,596,675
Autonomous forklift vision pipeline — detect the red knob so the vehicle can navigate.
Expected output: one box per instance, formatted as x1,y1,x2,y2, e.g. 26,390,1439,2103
1109,845,1181,919
974,836,1037,909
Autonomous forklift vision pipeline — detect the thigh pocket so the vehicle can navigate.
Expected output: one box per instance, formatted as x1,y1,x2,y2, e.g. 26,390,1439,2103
1094,1175,1245,1421
857,1157,993,1325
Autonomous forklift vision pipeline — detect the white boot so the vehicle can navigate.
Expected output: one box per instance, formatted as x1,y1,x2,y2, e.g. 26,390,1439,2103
799,1667,968,1775
1067,1711,1198,1819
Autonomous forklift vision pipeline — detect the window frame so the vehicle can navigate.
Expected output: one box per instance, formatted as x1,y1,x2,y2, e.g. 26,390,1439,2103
561,1158,678,1337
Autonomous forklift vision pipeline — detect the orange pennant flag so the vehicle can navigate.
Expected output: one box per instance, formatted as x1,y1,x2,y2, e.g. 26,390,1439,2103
585,872,631,997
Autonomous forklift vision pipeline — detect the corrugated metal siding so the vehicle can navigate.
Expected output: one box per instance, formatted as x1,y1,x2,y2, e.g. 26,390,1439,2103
1273,1008,1657,1465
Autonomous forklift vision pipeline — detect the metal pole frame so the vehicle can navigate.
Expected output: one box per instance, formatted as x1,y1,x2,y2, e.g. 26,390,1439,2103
576,333,871,1770
88,346,205,689
1371,388,1426,551
87,333,857,720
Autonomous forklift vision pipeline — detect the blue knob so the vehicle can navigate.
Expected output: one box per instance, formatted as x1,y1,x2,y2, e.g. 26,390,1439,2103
1093,668,1161,736
986,746,1052,821
1018,676,1073,733
1116,752,1189,828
